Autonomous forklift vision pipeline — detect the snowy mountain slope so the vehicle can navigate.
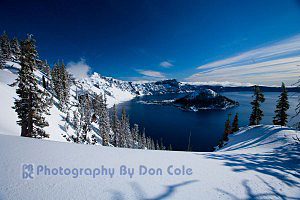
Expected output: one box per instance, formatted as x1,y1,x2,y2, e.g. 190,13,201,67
0,66,20,136
0,62,68,142
0,125,299,199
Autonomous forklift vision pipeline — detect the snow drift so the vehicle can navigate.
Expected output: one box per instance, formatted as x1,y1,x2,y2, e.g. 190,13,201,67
0,125,299,199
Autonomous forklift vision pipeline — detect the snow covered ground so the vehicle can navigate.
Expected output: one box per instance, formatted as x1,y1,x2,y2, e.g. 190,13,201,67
0,125,299,199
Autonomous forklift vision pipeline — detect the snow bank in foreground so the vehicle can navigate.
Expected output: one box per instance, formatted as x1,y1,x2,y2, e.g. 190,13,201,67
0,125,299,199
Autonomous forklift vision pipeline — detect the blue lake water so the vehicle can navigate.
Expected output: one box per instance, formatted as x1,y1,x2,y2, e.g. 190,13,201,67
117,92,299,152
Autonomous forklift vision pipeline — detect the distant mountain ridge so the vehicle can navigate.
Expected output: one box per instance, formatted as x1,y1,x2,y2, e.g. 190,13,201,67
81,74,300,104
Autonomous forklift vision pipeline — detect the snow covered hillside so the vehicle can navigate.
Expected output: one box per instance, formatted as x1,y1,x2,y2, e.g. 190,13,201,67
0,125,299,199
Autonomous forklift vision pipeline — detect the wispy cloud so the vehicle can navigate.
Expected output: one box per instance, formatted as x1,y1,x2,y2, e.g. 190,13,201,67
160,61,173,68
187,34,300,85
67,59,91,79
136,69,166,80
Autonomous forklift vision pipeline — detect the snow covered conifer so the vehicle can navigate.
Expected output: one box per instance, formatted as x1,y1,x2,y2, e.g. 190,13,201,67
100,100,110,146
160,138,166,150
145,137,150,149
0,48,5,69
93,93,110,146
223,113,231,141
14,35,50,138
131,124,139,148
60,62,70,109
127,126,134,148
44,62,51,79
249,85,265,125
156,140,160,150
120,107,129,148
141,128,146,149
91,134,97,145
72,110,80,141
232,113,239,132
51,61,70,111
151,139,155,150
11,37,21,61
273,82,289,126
111,104,121,146
218,113,232,148
42,75,47,89
0,31,11,60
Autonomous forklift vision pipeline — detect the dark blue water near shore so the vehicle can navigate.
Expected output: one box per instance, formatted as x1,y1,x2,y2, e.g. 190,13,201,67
117,92,299,152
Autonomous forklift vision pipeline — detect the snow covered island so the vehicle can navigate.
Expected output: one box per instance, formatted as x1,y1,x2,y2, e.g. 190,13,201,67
173,89,239,111
138,89,239,111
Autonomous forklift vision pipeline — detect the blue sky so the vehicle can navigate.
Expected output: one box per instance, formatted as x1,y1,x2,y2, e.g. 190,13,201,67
1,0,300,85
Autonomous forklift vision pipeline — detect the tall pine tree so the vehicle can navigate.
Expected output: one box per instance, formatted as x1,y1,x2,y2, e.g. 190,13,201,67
218,113,231,148
0,47,5,69
14,35,50,138
51,61,70,111
273,82,289,126
11,37,21,61
111,104,121,146
232,113,239,132
0,31,11,60
249,85,265,125
120,107,129,148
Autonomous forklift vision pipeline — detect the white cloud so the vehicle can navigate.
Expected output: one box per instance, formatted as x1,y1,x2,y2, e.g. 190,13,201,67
182,81,254,87
187,34,300,85
67,59,91,79
160,61,173,68
187,56,300,86
136,69,166,79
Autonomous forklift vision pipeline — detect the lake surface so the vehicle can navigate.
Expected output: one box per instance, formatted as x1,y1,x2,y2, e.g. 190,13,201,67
117,92,299,152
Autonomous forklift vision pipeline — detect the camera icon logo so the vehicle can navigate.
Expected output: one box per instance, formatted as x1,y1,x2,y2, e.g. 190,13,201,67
22,164,34,180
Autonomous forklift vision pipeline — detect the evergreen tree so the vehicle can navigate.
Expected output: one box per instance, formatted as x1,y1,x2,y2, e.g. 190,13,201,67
78,95,91,143
42,75,47,89
249,85,265,125
11,37,21,61
44,61,51,78
145,137,149,149
0,47,5,69
160,138,166,150
168,144,173,151
0,31,11,60
111,104,121,146
100,97,110,146
151,139,155,150
273,82,289,126
232,113,239,132
72,110,80,142
14,35,50,138
218,113,231,148
141,128,146,149
94,93,110,146
51,61,70,111
156,140,160,150
51,63,60,95
60,62,70,109
131,124,139,148
119,107,129,148
137,133,141,149
91,134,97,145
127,126,134,148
